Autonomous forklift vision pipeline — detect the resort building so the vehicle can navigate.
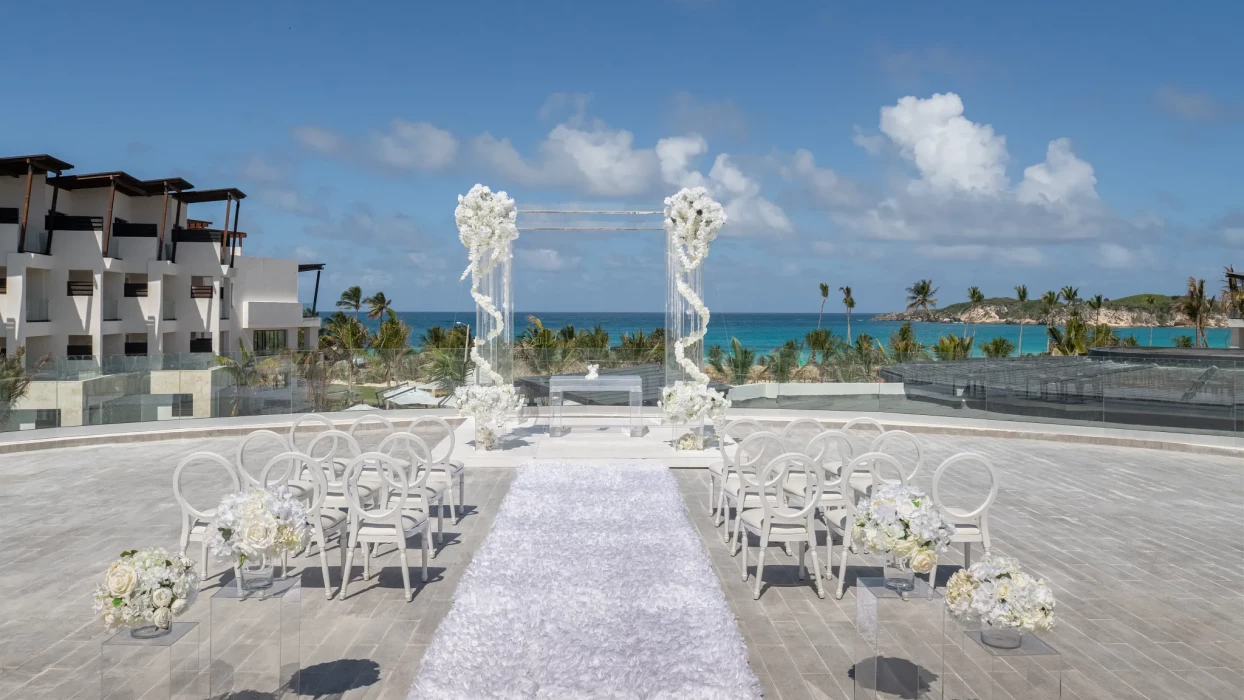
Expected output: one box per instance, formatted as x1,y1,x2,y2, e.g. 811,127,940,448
0,153,324,427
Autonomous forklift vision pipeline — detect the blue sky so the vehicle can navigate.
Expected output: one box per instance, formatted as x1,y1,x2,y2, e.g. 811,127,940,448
3,1,1241,313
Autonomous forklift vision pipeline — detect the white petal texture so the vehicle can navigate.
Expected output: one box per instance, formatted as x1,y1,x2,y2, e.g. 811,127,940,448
409,462,760,700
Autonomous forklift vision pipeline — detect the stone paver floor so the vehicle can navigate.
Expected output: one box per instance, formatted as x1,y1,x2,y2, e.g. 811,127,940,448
0,431,1241,699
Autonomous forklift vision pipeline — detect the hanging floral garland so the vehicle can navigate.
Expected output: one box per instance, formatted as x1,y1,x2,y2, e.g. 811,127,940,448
454,184,518,387
661,187,730,434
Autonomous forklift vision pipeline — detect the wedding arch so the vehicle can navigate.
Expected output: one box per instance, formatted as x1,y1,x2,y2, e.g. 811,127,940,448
453,185,729,447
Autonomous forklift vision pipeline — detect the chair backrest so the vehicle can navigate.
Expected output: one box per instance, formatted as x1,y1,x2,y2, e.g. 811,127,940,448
348,413,396,451
173,452,241,521
782,418,826,454
406,415,456,465
288,413,336,453
235,429,291,488
736,430,788,489
717,418,765,474
760,453,821,523
259,450,328,511
804,429,856,476
376,432,433,495
848,451,908,490
931,452,999,522
343,452,411,524
868,430,925,482
306,430,362,484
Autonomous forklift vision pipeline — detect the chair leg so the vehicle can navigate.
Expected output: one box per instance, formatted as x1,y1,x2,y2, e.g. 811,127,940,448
732,506,745,555
708,476,718,516
740,530,749,581
964,542,972,569
435,499,444,555
363,542,372,580
715,485,728,527
315,529,333,600
809,538,825,599
199,539,208,578
398,546,411,602
753,531,769,600
457,471,465,522
835,534,849,600
798,540,807,580
340,540,356,600
421,530,429,583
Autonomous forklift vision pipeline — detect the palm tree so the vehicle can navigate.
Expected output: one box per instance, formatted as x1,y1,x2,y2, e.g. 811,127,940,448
887,322,927,363
817,282,829,329
1144,295,1158,346
1014,285,1029,356
966,286,985,339
726,338,756,385
371,309,414,386
363,291,393,320
932,334,973,361
1087,294,1105,325
840,285,855,341
1047,310,1089,356
1180,277,1213,348
337,285,363,319
1221,266,1244,321
1039,291,1060,351
0,348,48,428
707,344,724,374
1173,335,1195,348
1059,286,1080,309
981,337,1016,358
905,279,939,321
805,328,831,365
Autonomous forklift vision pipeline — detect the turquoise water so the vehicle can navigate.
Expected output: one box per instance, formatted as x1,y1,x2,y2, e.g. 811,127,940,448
342,311,1227,356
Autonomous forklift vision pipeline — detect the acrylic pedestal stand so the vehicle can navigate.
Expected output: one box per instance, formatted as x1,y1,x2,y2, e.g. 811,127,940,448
853,577,945,699
944,629,1062,700
100,622,200,700
210,575,301,698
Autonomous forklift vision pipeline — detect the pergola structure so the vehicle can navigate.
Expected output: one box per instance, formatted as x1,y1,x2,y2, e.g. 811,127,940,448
0,154,74,254
171,188,248,264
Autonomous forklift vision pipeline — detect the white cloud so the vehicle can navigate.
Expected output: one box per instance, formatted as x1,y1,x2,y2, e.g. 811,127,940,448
515,248,581,271
473,121,659,197
1153,85,1241,124
880,93,1008,194
667,92,747,139
1016,138,1097,206
359,268,395,289
916,244,988,260
1096,243,1156,269
654,140,792,236
786,149,861,209
261,188,329,219
538,92,592,122
852,126,884,155
408,252,448,270
994,246,1046,267
239,156,287,185
293,121,457,171
306,203,421,245
293,245,318,262
655,134,709,189
367,120,458,171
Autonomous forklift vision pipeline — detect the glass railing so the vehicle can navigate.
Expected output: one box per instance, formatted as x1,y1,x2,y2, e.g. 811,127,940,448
26,299,49,322
0,346,1238,443
102,299,120,321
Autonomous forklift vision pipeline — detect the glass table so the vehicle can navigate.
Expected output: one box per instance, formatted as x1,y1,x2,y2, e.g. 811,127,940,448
549,375,644,437
945,629,1062,699
100,621,200,700
853,577,945,699
210,575,301,698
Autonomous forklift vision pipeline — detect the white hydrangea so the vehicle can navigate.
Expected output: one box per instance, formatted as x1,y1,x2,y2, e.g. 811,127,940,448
853,484,953,574
454,384,523,430
664,187,726,271
91,547,199,631
660,380,730,428
208,487,311,562
946,554,1056,634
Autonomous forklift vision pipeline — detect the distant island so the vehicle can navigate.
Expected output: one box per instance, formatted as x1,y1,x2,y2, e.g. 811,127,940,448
871,294,1228,328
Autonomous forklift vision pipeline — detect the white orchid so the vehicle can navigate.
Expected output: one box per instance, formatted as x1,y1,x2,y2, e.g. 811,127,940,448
660,380,730,429
664,188,726,390
455,184,518,390
854,484,953,573
92,547,199,631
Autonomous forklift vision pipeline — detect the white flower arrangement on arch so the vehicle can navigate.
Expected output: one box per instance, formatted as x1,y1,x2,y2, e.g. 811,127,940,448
663,187,726,389
853,484,954,574
92,547,199,631
454,383,524,450
208,487,311,564
455,184,518,390
945,554,1056,634
659,380,731,429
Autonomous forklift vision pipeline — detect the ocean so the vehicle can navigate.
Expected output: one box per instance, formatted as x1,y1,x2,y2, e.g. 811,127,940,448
338,311,1230,357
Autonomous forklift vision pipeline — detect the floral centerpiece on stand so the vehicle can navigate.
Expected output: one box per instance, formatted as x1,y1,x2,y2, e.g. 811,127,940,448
455,184,522,449
660,187,728,450
208,487,311,591
454,383,523,450
92,547,199,638
853,483,954,592
945,554,1056,649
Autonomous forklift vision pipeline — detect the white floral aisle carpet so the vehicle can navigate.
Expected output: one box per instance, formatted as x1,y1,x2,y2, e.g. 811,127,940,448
408,461,761,700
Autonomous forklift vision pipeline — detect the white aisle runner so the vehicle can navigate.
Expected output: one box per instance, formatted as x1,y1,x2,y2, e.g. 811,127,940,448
409,461,761,700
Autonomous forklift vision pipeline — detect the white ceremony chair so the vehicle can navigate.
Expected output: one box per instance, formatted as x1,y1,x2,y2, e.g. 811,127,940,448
236,429,309,500
826,451,907,599
842,416,886,454
931,453,999,587
306,430,380,512
348,413,397,452
849,429,925,499
377,432,446,555
710,419,765,525
407,416,465,523
339,452,430,602
173,452,241,577
783,429,855,512
724,431,789,552
289,413,337,453
781,418,826,453
259,451,347,599
740,453,826,599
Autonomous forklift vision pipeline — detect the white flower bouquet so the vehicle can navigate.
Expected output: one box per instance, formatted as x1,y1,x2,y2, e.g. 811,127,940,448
664,187,726,271
209,487,311,564
946,555,1056,635
454,384,523,450
854,484,954,575
660,380,731,427
92,547,199,632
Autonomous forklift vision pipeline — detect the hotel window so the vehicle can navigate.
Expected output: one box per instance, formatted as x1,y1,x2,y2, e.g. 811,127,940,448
189,332,213,354
67,335,93,358
124,273,148,297
252,330,288,355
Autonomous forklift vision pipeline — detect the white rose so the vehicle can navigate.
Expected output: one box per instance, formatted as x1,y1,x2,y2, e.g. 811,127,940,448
152,608,172,629
892,539,918,558
910,550,937,574
996,582,1012,599
242,515,278,552
170,599,189,617
106,562,138,597
151,587,174,608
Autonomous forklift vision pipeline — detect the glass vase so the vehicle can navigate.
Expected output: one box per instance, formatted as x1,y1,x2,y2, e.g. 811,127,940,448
475,424,497,451
883,554,916,592
129,624,172,640
980,627,1024,649
240,558,274,592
